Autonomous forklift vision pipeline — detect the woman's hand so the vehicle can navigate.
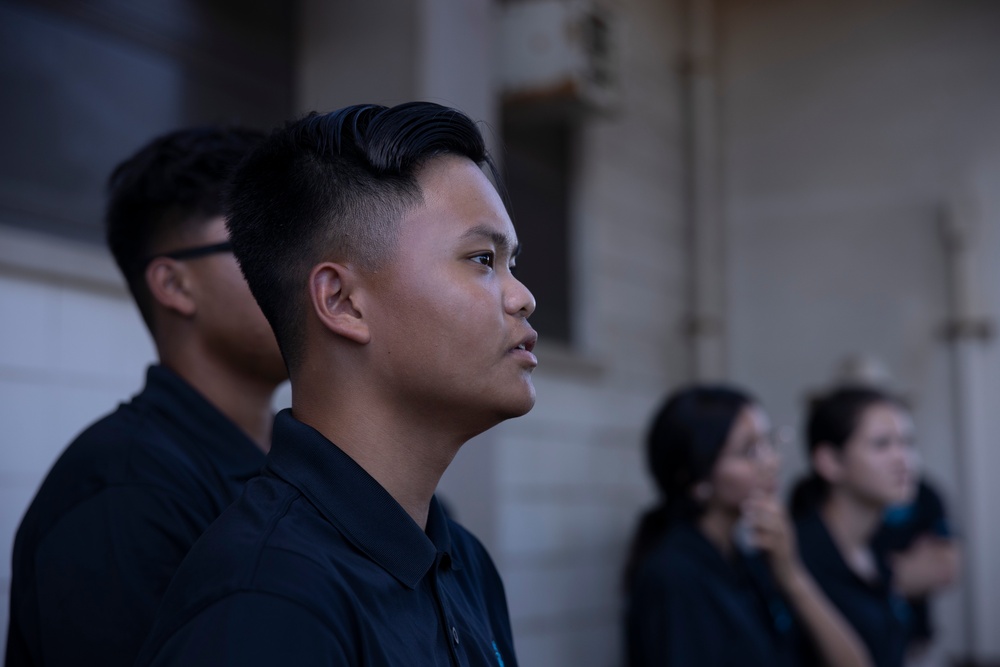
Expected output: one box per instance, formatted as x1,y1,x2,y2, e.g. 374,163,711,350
742,493,802,586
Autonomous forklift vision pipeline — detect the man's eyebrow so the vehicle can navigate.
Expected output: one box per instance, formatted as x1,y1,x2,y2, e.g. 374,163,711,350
462,225,521,258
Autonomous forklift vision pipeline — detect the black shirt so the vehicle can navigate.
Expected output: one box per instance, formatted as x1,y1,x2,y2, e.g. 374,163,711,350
136,409,518,667
872,479,952,643
625,520,797,667
5,365,266,667
796,509,908,667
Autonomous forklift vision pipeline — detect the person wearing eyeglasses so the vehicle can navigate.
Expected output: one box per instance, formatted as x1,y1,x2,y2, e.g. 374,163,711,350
624,385,872,667
6,126,288,667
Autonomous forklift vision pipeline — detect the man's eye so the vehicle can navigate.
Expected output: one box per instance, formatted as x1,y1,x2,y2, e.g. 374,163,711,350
471,252,494,267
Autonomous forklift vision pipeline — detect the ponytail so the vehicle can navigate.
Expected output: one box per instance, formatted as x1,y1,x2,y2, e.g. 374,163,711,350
625,385,755,589
623,504,671,591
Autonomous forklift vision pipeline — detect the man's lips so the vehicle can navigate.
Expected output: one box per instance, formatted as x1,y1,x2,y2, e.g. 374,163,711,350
509,331,539,367
511,331,537,353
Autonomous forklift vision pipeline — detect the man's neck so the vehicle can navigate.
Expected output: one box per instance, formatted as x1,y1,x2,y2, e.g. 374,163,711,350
292,390,470,531
160,353,278,452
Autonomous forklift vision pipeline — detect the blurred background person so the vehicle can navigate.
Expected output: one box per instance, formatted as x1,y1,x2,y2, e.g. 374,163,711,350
5,126,287,667
791,386,919,667
624,385,871,667
829,356,962,666
874,476,960,666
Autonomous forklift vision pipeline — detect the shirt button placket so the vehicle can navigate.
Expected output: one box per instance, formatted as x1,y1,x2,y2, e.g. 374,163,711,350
432,554,464,666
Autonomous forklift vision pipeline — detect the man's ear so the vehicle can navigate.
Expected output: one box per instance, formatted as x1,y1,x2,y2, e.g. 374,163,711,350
812,443,844,485
145,258,197,317
310,263,370,345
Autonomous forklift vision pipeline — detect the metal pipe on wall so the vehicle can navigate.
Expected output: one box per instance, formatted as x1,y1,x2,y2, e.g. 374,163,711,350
938,197,993,663
680,0,727,381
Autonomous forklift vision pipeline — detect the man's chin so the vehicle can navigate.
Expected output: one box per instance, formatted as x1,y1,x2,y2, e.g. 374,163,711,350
492,389,537,423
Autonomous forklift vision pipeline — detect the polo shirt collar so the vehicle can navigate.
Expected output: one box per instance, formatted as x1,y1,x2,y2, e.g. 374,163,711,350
265,409,460,590
801,509,892,591
142,364,266,480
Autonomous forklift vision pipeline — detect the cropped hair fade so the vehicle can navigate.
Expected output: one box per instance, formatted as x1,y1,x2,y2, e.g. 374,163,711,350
225,102,501,372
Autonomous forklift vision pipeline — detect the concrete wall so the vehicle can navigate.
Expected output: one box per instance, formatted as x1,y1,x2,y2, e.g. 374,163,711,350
719,0,1000,660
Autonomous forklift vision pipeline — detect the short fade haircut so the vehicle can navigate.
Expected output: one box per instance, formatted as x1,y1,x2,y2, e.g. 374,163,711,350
105,126,265,332
225,102,501,372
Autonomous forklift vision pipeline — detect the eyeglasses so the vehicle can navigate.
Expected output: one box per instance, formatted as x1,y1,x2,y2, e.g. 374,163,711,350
729,426,792,461
157,241,233,261
138,241,233,273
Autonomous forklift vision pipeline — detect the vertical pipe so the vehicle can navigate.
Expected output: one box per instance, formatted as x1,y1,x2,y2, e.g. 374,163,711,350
939,201,983,661
681,0,726,381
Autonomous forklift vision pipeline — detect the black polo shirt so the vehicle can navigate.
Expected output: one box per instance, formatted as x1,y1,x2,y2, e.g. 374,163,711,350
872,479,952,643
136,409,518,667
795,510,908,667
625,520,797,667
5,365,266,667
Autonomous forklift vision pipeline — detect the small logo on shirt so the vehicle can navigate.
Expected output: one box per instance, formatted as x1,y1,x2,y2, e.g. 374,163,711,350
492,640,505,667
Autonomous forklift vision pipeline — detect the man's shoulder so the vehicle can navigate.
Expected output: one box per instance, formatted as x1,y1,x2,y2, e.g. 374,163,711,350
33,399,198,500
14,384,230,556
142,482,520,667
164,476,356,607
165,486,502,617
7,385,242,667
142,477,372,656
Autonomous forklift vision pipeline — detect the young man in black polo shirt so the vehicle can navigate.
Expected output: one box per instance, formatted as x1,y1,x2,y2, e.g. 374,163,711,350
137,102,537,666
6,127,288,667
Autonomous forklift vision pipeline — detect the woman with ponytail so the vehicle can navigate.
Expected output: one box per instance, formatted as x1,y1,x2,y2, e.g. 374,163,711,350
791,386,918,667
624,386,871,667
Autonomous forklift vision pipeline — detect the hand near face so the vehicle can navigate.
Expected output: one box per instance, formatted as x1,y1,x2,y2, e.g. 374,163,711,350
889,534,960,597
742,493,800,586
745,496,877,667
